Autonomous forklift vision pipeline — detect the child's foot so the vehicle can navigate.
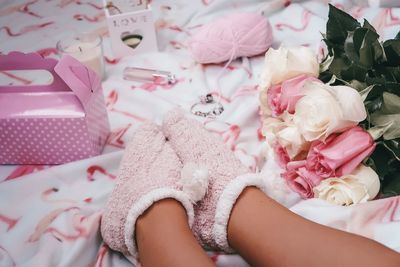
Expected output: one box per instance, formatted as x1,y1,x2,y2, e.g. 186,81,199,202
101,122,195,261
162,109,267,252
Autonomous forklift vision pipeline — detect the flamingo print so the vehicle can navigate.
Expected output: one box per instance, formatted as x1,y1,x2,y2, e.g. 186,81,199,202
4,165,46,181
73,13,105,23
0,22,54,37
106,124,132,149
87,165,116,181
106,90,148,121
0,214,19,231
276,9,312,32
18,0,41,18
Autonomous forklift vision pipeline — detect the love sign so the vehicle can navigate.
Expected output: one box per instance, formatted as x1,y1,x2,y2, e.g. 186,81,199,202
104,0,158,58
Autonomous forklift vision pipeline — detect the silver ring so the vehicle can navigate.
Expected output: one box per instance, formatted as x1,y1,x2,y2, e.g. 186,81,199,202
190,94,224,118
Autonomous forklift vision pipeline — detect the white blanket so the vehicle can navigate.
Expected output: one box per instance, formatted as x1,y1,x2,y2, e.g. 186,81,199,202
0,0,399,266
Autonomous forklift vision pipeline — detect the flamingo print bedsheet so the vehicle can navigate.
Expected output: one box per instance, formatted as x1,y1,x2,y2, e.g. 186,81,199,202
0,0,399,266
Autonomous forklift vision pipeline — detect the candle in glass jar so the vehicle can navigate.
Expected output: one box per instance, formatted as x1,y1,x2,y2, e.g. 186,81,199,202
57,33,105,80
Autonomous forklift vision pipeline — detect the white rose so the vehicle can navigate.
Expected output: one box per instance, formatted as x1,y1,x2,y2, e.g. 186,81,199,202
259,46,319,90
313,165,380,206
276,124,309,159
261,117,285,143
259,87,272,117
262,113,309,159
293,82,367,141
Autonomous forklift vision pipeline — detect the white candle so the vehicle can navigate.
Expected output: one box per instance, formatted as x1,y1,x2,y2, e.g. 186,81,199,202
57,33,105,80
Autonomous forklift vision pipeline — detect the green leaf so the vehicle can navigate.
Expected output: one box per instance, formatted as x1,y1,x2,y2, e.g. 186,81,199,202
325,73,337,85
365,73,386,87
384,81,400,96
365,95,383,114
348,79,367,91
319,71,334,84
359,85,375,101
341,63,367,81
326,4,360,44
369,143,393,178
383,139,400,160
365,84,384,99
323,55,352,79
344,31,359,62
370,93,400,140
371,116,400,139
396,30,400,40
375,66,400,83
322,38,341,56
381,171,400,197
362,19,376,32
320,74,354,87
383,40,400,66
380,92,400,114
368,123,392,140
356,28,384,67
353,28,368,52
320,54,334,73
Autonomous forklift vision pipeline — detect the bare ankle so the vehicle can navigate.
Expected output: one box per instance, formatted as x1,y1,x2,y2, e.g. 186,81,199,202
135,199,215,267
137,198,189,233
227,187,273,247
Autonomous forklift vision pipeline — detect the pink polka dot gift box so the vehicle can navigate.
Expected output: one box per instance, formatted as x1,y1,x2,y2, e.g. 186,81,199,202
0,52,110,164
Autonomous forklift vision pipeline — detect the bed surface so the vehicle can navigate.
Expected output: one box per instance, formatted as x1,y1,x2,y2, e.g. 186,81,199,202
0,0,399,266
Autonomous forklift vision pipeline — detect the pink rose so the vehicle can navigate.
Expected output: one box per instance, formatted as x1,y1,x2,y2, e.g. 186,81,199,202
273,142,290,168
282,160,323,198
306,126,376,178
267,74,321,116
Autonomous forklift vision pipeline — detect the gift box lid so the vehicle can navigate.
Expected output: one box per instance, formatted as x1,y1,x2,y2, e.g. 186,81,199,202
0,52,101,119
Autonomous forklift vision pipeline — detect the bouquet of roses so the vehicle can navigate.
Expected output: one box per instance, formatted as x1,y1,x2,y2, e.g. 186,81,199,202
258,5,400,206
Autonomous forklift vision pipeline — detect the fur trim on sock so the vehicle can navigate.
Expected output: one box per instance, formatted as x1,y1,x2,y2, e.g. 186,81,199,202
213,173,267,252
124,188,195,259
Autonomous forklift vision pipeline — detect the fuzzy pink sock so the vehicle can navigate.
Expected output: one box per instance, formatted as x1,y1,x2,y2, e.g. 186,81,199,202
162,109,267,252
101,122,195,263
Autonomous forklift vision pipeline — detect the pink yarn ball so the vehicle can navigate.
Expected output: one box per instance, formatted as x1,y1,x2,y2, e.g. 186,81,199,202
188,13,273,64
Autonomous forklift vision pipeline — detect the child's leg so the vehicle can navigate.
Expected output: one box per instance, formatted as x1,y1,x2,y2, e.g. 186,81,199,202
228,187,400,267
136,199,216,267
